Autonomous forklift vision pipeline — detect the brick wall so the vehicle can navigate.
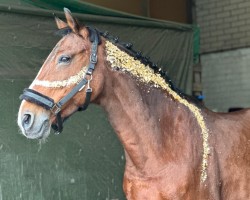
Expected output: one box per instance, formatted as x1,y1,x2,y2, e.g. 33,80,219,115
195,0,250,53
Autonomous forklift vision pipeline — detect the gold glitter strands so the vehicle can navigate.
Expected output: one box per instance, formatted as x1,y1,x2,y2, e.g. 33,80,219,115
33,66,88,88
105,40,210,182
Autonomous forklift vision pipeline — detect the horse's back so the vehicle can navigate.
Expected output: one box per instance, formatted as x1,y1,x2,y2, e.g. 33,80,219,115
212,107,250,139
207,108,250,199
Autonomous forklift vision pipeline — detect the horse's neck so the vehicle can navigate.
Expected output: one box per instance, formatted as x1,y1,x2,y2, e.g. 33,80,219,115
97,71,202,177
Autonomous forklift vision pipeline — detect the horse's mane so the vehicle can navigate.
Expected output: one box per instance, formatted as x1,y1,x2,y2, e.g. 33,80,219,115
98,30,185,97
96,30,203,107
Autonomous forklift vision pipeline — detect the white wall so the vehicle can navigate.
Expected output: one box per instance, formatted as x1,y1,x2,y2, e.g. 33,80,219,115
202,47,250,112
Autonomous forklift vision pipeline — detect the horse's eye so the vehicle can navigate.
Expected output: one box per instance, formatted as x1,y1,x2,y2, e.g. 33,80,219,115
58,55,71,64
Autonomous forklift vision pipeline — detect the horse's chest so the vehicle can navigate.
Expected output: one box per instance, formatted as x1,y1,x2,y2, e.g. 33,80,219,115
123,178,162,200
123,176,194,200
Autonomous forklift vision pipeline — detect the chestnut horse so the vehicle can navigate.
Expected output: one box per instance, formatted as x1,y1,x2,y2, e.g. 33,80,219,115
18,9,250,199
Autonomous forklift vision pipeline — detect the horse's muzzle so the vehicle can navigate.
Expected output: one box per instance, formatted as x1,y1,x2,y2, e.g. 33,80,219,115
18,109,51,139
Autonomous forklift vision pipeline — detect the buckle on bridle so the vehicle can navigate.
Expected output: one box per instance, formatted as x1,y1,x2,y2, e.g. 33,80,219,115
90,53,97,64
50,104,61,114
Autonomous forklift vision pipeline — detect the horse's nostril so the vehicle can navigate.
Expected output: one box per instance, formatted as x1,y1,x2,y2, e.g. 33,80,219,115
22,113,34,130
23,114,31,124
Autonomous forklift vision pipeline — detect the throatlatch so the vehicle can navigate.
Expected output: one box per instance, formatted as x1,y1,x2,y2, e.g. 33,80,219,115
20,27,100,134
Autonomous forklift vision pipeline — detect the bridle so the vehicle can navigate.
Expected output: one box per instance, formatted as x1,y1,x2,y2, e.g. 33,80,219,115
20,27,100,134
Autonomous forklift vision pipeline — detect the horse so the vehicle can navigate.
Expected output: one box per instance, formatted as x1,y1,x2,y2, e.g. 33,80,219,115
17,8,250,200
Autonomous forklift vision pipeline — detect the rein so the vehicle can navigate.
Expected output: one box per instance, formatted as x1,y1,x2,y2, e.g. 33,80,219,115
20,27,100,134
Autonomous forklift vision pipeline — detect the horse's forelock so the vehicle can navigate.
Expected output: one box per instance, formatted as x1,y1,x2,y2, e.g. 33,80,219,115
54,27,72,37
55,26,90,41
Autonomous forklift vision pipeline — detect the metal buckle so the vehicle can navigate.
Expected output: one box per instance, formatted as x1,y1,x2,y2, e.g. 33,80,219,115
86,75,93,93
90,53,97,64
50,104,61,114
86,87,92,93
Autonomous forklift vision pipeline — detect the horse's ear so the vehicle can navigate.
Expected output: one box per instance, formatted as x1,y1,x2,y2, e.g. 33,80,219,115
54,14,68,29
64,8,79,33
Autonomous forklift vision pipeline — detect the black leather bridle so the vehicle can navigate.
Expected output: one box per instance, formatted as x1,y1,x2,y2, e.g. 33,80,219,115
20,27,100,134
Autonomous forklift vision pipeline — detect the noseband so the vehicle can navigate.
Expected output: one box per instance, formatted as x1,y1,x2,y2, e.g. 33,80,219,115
20,27,100,134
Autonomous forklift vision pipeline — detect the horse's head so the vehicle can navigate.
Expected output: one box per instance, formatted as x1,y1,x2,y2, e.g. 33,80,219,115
18,8,105,140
